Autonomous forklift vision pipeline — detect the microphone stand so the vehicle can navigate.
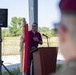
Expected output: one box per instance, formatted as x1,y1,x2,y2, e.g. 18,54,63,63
42,34,49,47
46,37,49,47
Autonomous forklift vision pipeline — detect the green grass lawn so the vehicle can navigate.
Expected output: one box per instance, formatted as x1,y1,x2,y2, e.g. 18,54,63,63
2,69,20,75
56,64,62,72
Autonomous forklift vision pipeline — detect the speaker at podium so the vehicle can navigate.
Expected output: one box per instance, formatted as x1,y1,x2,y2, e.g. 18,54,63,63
32,47,58,75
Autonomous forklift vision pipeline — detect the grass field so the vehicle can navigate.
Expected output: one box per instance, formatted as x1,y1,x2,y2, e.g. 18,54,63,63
2,37,59,55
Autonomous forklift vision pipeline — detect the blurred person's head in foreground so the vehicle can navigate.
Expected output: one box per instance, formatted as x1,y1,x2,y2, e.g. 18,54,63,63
58,0,76,62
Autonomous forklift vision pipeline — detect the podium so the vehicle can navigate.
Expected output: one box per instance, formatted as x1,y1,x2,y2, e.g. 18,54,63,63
32,47,58,75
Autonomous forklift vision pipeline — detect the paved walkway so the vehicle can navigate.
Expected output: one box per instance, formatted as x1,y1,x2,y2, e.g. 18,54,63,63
2,54,64,72
2,55,20,72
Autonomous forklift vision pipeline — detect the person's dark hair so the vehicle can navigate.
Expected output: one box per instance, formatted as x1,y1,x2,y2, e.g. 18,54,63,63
33,22,38,26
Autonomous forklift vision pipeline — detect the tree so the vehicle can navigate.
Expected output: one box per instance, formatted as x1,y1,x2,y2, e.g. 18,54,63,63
2,29,9,38
38,27,52,38
9,17,22,36
50,28,57,37
41,27,50,32
38,27,42,32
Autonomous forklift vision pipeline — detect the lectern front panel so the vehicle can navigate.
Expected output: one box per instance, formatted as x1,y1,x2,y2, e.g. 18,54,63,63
33,50,42,75
33,47,58,75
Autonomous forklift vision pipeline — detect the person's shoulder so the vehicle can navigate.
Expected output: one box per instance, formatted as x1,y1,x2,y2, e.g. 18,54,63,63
28,30,32,34
37,32,41,35
37,31,40,34
56,58,76,75
28,30,32,33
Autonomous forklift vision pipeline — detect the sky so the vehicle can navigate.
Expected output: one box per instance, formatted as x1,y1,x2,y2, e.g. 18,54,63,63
0,0,60,29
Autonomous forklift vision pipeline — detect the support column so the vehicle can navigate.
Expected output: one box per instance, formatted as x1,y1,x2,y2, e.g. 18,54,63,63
28,0,38,30
0,28,2,75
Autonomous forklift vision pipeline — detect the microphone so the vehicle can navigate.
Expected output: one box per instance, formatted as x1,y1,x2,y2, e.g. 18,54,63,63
42,34,48,38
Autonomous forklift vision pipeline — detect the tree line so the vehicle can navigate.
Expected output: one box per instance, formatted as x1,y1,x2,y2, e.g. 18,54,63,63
2,17,56,38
